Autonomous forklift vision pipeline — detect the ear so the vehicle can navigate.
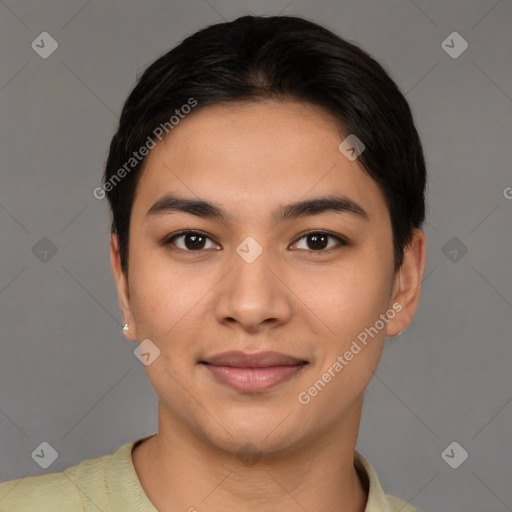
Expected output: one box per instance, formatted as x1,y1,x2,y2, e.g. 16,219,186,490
110,233,138,341
385,228,426,337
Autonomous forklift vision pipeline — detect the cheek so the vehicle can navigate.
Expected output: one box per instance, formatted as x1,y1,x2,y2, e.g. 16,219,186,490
128,250,214,342
298,280,391,413
305,259,390,328
301,258,392,379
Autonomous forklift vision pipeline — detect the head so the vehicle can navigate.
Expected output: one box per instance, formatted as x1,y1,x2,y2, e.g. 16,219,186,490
104,15,426,456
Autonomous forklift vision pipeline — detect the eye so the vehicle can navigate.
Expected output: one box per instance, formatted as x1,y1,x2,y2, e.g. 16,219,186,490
162,230,349,254
164,230,220,252
291,231,349,252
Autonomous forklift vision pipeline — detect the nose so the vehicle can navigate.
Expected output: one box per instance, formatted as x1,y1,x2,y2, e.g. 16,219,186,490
214,243,293,332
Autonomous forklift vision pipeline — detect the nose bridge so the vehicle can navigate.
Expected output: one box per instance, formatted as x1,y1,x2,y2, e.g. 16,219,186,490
234,237,271,286
230,236,275,301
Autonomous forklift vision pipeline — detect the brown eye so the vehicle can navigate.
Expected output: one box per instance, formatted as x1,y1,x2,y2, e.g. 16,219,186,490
306,233,329,250
165,231,220,251
292,231,348,252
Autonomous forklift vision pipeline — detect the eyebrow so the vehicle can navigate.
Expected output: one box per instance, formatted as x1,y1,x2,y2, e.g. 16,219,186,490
146,193,370,223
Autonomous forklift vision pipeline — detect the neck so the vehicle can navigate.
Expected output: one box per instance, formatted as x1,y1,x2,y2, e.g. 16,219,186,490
132,398,368,512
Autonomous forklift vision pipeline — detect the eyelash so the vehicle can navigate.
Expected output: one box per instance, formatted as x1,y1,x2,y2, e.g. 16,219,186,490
162,230,349,254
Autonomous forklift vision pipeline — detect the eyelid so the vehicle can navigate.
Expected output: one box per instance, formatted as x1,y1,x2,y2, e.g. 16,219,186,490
163,229,349,253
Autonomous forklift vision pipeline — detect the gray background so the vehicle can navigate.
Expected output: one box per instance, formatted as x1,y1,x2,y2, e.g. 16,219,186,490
0,1,511,511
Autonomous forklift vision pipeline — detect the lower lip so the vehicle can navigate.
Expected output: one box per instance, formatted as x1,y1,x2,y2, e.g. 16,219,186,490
203,364,306,392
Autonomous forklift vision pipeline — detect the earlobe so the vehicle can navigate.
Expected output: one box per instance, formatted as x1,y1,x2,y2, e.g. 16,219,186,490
109,233,138,341
385,228,426,337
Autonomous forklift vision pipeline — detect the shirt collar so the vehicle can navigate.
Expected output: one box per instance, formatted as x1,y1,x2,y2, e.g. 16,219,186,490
354,449,398,512
110,433,158,512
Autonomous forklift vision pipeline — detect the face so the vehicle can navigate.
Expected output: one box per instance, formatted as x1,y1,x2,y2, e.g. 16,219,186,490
111,99,425,456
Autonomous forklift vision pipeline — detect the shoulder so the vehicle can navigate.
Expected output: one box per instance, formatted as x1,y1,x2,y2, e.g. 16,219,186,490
0,466,85,512
385,494,422,512
0,451,113,512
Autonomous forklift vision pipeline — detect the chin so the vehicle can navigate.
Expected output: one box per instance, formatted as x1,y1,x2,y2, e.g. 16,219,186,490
200,411,301,458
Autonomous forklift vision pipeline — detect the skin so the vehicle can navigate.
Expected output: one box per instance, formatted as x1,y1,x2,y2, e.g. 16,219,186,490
110,99,426,512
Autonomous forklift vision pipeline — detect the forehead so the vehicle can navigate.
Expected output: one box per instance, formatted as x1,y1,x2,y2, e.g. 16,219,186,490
131,100,388,226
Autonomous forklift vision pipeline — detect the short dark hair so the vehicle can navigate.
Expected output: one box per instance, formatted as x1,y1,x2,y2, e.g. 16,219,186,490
103,15,426,276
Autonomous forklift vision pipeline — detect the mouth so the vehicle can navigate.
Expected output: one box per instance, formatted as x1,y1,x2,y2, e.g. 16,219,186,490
199,351,308,393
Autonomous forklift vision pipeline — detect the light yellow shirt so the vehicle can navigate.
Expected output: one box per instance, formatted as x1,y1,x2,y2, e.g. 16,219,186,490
0,433,421,511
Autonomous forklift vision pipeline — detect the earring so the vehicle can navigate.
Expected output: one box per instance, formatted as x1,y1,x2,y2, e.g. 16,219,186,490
122,323,129,333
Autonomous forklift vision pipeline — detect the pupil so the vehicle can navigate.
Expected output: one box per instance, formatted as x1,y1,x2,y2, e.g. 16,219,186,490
186,234,205,250
309,233,327,250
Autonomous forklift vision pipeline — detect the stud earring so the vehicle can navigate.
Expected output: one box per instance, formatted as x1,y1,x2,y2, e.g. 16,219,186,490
122,323,129,333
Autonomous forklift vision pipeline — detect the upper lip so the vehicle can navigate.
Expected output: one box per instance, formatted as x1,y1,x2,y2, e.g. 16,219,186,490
201,351,307,368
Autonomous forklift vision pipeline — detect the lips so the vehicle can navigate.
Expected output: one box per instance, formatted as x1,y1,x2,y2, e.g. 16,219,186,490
200,351,308,392
202,350,307,368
